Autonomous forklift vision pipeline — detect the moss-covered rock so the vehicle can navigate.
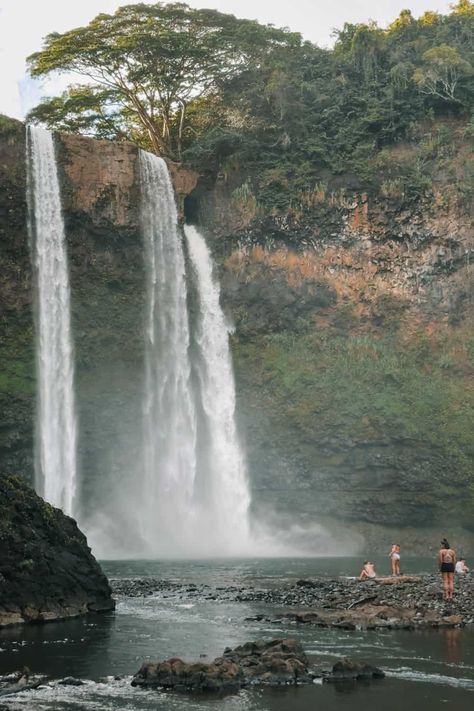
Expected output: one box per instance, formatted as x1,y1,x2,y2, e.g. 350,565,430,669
0,475,114,626
0,116,34,480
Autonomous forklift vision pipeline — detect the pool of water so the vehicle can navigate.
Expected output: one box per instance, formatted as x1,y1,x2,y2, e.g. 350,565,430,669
0,558,472,710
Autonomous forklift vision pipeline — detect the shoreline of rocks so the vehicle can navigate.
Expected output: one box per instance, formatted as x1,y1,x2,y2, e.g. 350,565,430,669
111,573,474,628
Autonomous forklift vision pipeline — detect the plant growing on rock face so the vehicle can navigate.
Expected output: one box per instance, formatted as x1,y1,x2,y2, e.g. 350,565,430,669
27,2,299,159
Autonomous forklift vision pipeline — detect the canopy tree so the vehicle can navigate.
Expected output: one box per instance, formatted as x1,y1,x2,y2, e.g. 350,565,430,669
413,44,473,103
27,1,300,158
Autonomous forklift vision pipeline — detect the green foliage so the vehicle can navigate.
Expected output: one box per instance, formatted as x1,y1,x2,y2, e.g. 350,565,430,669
18,558,34,571
27,1,299,159
26,2,474,208
41,500,60,526
235,323,474,476
0,334,35,397
413,44,473,103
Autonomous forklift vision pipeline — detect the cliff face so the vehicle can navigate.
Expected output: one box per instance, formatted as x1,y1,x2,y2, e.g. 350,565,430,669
0,118,33,478
194,167,474,549
1,116,472,551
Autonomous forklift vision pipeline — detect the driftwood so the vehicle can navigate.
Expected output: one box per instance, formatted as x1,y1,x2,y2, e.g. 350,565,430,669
375,576,421,585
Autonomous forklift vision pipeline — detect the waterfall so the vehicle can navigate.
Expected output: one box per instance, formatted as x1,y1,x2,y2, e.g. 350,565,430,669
139,151,198,552
26,126,77,515
184,225,250,545
138,151,250,555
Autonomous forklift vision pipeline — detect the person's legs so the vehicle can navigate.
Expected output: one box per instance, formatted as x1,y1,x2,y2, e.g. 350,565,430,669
448,572,454,600
442,572,448,599
391,557,396,575
395,559,400,575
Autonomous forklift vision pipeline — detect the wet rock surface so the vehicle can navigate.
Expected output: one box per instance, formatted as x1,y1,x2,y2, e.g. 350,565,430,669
0,476,115,627
111,573,474,627
326,659,385,681
132,639,314,691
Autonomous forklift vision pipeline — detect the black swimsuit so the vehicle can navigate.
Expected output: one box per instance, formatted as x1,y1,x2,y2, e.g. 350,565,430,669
441,562,455,573
441,552,455,573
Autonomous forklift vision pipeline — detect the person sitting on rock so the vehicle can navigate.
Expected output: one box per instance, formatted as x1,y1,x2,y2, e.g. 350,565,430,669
439,538,456,601
455,558,469,574
359,561,376,580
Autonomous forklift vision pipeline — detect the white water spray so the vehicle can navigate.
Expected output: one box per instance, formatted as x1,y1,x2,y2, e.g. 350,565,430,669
184,225,250,545
139,151,198,552
27,126,77,515
137,151,250,555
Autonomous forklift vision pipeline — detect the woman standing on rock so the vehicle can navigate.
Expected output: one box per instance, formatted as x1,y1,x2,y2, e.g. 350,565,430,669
439,538,456,601
389,543,401,576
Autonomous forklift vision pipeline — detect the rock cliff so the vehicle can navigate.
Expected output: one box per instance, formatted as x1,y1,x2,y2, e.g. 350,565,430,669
0,114,472,552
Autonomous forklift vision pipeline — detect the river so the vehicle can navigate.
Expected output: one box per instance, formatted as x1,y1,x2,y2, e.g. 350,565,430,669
0,558,473,709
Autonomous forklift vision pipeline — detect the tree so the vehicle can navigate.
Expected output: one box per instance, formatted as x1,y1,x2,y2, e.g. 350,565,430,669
412,44,473,103
27,2,300,159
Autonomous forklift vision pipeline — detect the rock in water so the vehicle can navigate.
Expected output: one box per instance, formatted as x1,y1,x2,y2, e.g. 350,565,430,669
132,638,313,692
132,658,244,692
0,475,115,626
328,659,385,680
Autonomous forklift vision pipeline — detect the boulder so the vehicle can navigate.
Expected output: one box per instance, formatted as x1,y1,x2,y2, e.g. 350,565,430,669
219,638,312,685
0,475,115,626
327,659,385,681
132,638,313,692
131,658,243,692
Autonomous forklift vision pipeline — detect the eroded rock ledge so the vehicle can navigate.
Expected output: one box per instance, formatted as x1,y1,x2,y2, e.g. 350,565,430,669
0,475,115,626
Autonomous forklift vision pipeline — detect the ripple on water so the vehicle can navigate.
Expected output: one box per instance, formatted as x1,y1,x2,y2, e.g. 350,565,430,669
384,668,474,690
0,678,260,711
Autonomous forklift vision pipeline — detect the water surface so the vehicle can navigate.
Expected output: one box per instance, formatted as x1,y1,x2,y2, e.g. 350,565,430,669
0,558,472,710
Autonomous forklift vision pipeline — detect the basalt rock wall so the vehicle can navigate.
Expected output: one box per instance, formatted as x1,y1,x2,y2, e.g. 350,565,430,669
192,167,474,551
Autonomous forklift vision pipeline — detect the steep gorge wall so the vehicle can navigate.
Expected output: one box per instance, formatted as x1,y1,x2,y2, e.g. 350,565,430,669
1,116,472,551
193,170,474,549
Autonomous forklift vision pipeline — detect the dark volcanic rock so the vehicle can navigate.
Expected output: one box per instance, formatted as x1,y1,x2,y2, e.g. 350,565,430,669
281,604,464,630
219,638,312,685
132,658,244,693
0,475,115,626
327,658,385,681
132,638,312,692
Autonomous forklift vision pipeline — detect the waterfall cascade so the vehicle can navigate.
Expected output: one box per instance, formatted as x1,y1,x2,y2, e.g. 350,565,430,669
26,126,78,515
139,150,198,551
184,224,250,543
138,152,250,555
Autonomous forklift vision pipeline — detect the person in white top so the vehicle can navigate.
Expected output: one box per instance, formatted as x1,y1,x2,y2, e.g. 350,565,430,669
455,558,469,574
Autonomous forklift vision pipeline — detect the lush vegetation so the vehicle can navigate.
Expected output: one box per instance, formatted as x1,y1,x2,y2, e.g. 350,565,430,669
28,1,474,209
234,320,474,499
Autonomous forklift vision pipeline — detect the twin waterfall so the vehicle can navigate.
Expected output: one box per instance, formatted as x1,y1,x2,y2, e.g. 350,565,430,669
27,130,250,556
27,126,78,516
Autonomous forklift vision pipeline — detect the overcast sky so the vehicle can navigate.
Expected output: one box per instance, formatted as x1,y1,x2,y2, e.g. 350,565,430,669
0,0,453,119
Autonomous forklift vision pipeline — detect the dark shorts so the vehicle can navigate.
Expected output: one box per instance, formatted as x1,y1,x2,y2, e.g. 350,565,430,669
441,562,455,573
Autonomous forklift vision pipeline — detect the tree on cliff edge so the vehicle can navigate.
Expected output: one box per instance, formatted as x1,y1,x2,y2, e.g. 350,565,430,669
27,2,300,159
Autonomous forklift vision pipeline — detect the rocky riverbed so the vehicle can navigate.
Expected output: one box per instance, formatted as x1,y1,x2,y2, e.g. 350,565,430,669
111,574,474,628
